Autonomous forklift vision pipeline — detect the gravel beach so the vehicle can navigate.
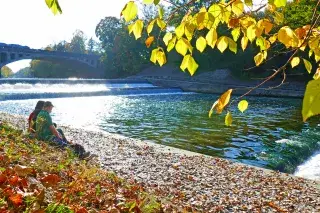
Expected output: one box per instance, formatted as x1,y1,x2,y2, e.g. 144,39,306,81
1,112,319,212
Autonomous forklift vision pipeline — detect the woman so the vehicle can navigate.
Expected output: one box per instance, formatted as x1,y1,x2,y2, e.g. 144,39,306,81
28,100,45,133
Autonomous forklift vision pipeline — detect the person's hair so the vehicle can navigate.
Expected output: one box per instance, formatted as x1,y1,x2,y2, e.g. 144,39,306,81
35,100,45,110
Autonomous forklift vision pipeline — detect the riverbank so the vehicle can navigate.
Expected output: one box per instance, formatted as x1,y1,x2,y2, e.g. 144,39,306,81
130,66,306,98
1,112,320,212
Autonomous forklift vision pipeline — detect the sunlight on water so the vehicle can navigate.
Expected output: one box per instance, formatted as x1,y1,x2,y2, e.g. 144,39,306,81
0,83,156,94
1,93,319,179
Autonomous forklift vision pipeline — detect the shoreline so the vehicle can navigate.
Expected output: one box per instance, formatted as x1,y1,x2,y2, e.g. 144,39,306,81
1,112,319,211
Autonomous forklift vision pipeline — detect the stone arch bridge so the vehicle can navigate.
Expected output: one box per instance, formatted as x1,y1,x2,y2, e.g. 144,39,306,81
0,44,103,78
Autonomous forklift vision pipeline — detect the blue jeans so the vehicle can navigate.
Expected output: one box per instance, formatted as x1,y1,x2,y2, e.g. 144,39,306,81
51,136,68,147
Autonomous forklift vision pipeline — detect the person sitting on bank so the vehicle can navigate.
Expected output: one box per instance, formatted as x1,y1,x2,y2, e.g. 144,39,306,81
36,101,91,159
28,100,45,133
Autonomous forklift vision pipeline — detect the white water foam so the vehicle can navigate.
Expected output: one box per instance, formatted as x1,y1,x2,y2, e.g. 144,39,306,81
294,151,320,181
0,83,156,94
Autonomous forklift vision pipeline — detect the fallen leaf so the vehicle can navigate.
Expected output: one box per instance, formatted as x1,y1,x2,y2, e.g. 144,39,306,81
9,194,23,207
40,174,61,187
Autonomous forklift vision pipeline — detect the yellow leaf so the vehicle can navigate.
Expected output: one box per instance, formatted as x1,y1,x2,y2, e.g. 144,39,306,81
232,0,244,16
228,38,237,54
303,59,312,74
163,32,173,46
225,111,233,126
208,4,222,18
278,26,298,48
156,18,166,30
209,101,218,118
156,50,166,66
167,37,176,52
269,34,277,44
308,37,320,50
313,68,320,80
147,20,156,34
291,57,300,68
121,1,138,22
245,0,253,7
254,52,264,66
145,36,155,48
150,48,158,64
274,0,286,8
206,28,218,48
185,23,196,41
175,39,188,56
217,36,229,53
143,0,154,4
132,20,144,40
247,25,257,42
196,36,207,53
302,79,320,121
274,11,284,25
231,27,240,41
241,36,248,51
216,89,233,114
180,54,199,76
238,100,248,113
175,23,185,38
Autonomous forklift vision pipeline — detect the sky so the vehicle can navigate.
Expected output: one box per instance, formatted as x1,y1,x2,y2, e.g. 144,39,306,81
1,0,266,73
1,0,128,72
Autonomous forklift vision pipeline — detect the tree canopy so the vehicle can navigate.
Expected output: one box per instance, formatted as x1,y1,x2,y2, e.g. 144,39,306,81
46,0,320,124
1,66,13,78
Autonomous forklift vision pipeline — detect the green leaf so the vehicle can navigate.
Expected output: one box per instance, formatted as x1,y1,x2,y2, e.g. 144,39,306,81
180,54,199,76
196,36,207,53
238,100,248,113
217,36,228,53
302,79,320,121
303,59,312,73
225,111,233,126
274,0,286,7
206,28,218,48
121,1,138,22
158,6,164,19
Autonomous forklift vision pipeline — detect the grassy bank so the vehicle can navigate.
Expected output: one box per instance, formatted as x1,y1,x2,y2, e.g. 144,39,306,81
0,122,170,213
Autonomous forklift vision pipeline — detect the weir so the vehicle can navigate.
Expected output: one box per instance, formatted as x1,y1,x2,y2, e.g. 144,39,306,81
0,78,184,101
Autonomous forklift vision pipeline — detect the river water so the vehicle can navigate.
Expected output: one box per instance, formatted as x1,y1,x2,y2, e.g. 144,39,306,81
0,79,319,180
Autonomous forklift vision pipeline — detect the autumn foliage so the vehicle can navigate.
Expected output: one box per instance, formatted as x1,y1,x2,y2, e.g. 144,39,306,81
0,123,163,212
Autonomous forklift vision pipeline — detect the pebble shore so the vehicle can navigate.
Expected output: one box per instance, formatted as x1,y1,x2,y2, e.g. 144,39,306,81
1,112,319,212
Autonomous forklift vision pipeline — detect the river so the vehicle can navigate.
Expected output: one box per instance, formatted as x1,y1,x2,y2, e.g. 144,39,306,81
0,78,319,180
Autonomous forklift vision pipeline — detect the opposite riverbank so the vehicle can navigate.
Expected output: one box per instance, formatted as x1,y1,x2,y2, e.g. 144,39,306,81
130,66,306,98
1,112,320,212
